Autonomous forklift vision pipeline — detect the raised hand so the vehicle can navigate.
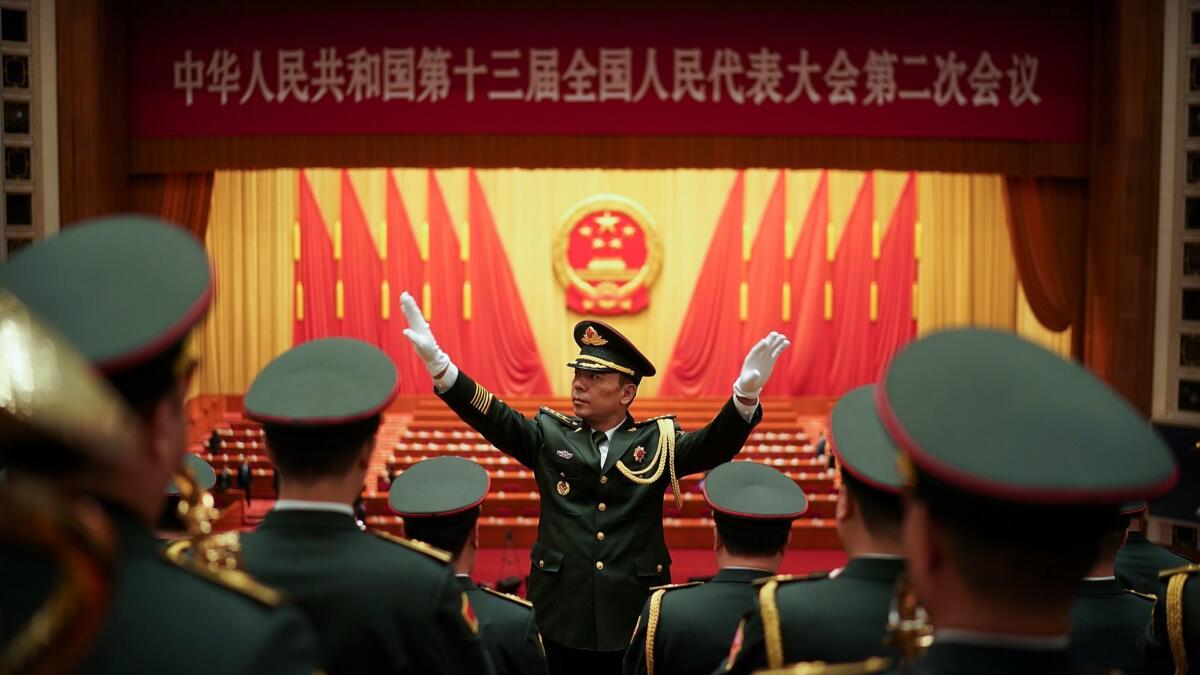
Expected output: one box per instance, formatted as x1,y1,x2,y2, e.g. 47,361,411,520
399,291,450,376
734,332,791,399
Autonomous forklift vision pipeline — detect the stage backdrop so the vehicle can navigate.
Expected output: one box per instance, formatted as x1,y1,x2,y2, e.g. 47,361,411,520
191,168,1069,398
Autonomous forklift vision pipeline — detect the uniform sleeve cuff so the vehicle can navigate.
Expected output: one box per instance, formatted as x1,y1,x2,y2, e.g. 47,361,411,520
433,362,459,393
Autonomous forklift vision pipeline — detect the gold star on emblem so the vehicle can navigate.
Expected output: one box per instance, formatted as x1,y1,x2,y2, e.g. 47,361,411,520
594,211,620,233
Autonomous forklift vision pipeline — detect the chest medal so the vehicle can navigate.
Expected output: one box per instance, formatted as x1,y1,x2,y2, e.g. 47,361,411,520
556,480,571,496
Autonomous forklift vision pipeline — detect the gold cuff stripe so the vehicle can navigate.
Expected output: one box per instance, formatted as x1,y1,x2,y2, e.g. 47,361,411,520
760,579,784,669
470,383,494,416
572,354,635,376
646,588,667,675
1167,572,1189,675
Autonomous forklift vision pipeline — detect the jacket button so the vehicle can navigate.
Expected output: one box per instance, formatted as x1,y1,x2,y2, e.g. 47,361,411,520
656,564,663,573
538,560,545,569
598,503,607,512
600,476,608,485
595,561,604,570
596,532,605,541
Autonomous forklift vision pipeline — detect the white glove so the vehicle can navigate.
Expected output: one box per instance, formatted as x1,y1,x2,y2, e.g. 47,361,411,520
734,332,791,400
400,291,451,377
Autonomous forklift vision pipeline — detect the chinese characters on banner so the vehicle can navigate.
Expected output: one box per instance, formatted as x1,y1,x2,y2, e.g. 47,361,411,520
131,10,1088,140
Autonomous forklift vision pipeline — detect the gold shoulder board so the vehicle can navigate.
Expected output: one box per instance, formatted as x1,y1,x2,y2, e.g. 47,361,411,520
1125,588,1158,603
480,586,534,608
649,581,702,592
752,571,830,587
163,556,282,608
752,655,892,675
1158,563,1200,579
635,414,678,430
371,530,453,564
539,406,581,428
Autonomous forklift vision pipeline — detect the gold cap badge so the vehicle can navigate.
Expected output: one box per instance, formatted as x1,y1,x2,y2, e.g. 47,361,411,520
582,326,608,346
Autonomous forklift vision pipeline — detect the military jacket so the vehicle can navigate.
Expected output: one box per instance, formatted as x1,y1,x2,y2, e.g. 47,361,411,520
887,642,1081,675
1143,564,1200,675
458,576,549,675
439,371,761,651
1068,577,1153,674
0,504,320,675
240,509,494,674
1114,531,1190,598
722,556,906,674
624,567,771,675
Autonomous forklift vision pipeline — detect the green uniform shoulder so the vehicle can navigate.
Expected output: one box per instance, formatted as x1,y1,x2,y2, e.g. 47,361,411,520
538,406,582,428
634,414,678,431
370,530,453,564
1159,563,1200,579
752,571,831,587
754,655,893,674
160,554,283,608
480,586,535,610
649,580,703,592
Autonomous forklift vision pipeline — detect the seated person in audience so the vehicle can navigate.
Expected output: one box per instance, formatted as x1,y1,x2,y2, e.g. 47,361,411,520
1114,500,1192,597
1070,502,1157,674
391,456,549,675
624,460,807,675
238,337,494,675
879,329,1177,674
1143,561,1200,674
0,216,319,675
720,385,906,673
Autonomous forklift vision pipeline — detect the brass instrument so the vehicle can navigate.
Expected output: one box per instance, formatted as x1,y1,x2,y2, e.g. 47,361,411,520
0,289,132,674
167,461,244,573
885,573,934,663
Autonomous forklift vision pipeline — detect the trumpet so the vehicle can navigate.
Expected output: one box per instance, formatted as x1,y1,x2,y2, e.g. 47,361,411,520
885,573,934,663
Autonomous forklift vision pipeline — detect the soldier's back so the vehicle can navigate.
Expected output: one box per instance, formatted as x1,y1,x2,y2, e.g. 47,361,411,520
1069,578,1153,674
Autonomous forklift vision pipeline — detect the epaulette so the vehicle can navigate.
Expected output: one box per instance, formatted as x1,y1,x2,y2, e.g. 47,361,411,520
371,530,453,564
649,580,702,592
539,406,581,428
162,556,282,608
1158,563,1200,579
752,571,830,587
754,656,892,675
634,414,677,430
1125,588,1158,603
481,586,534,609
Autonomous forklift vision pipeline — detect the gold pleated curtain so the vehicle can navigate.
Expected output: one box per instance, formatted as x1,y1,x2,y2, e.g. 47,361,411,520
191,169,1070,396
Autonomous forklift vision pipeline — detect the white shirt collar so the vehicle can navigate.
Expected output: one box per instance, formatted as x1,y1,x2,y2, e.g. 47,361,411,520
273,499,355,517
934,628,1069,650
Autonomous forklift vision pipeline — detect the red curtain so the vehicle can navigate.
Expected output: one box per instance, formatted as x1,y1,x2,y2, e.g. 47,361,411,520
338,169,382,343
425,170,468,360
293,171,339,344
129,172,214,241
744,171,790,395
659,172,745,396
786,172,831,396
826,173,875,395
1003,176,1085,334
379,171,430,393
874,172,918,378
461,169,553,395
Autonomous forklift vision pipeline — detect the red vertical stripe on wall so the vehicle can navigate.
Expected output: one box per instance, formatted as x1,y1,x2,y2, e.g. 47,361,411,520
461,169,552,395
425,170,468,360
293,171,339,345
339,170,382,343
826,173,875,395
659,172,745,396
380,171,430,393
786,172,831,396
874,172,918,378
745,170,790,395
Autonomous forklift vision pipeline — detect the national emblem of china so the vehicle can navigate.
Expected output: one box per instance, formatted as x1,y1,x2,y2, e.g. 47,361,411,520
553,195,663,315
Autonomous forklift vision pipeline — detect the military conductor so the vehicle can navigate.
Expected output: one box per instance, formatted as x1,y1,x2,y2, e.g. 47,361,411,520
400,291,789,675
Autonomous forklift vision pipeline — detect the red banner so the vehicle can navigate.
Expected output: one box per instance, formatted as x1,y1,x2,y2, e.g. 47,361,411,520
130,8,1089,141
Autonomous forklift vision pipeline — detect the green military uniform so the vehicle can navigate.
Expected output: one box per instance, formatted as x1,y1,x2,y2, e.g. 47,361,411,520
436,321,762,654
1144,564,1200,675
723,385,907,673
873,329,1178,675
239,338,493,675
1069,577,1155,674
624,460,807,675
390,455,549,675
1116,530,1191,598
0,216,320,674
